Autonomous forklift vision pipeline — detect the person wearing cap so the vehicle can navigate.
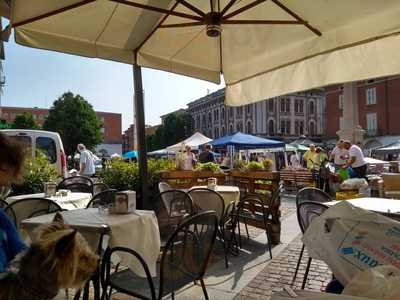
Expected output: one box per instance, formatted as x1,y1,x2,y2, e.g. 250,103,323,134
343,140,367,178
329,140,349,167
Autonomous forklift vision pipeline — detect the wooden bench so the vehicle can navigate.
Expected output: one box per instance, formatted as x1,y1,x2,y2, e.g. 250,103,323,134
280,168,315,193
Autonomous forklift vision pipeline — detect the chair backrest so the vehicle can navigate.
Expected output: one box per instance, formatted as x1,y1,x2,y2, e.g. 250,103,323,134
187,188,225,221
382,173,400,191
296,187,332,205
57,176,93,194
158,181,172,194
297,201,329,233
93,182,109,196
159,211,218,297
86,189,117,208
154,190,194,239
0,186,12,200
5,198,62,230
234,195,270,228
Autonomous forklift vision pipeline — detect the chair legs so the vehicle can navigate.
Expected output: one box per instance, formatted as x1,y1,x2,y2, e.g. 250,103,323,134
292,244,305,286
265,226,273,260
302,257,313,290
200,279,209,300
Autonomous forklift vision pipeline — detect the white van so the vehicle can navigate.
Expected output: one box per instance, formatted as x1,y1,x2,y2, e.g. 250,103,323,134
0,129,67,178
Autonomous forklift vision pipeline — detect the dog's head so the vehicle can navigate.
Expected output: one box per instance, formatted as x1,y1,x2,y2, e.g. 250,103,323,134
27,213,99,289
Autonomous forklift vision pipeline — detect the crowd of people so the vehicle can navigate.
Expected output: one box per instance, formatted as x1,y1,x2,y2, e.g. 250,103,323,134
298,139,367,179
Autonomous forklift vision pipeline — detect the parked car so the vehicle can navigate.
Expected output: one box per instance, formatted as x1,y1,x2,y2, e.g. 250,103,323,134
0,129,67,178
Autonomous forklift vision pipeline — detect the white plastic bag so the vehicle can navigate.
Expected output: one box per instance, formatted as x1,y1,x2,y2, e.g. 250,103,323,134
343,265,400,300
340,178,368,190
302,201,400,285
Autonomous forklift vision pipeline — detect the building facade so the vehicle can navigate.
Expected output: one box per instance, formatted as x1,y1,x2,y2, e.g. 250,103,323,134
0,106,122,155
325,76,400,149
122,124,159,153
187,88,325,141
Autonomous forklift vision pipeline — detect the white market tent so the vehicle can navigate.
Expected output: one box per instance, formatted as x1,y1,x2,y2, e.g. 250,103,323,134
166,132,212,152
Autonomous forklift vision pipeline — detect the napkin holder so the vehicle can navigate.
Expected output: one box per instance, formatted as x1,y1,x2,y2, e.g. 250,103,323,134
110,190,136,214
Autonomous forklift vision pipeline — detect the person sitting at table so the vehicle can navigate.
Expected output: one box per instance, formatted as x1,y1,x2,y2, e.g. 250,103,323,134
0,133,27,273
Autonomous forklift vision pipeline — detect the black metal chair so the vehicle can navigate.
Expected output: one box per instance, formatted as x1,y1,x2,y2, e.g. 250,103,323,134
4,198,62,230
296,187,332,205
101,211,218,300
187,188,230,268
93,182,109,196
86,189,117,208
292,201,329,289
233,195,273,259
153,190,194,245
57,176,94,194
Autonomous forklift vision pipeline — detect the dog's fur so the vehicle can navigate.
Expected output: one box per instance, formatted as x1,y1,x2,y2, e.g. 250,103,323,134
0,213,99,300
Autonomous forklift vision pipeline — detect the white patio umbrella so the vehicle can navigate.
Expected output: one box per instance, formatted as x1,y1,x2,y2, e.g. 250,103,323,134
166,131,212,151
7,1,400,204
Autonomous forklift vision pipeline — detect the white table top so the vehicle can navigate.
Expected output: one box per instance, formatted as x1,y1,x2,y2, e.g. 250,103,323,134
189,185,240,193
21,208,160,277
7,192,92,210
326,197,400,214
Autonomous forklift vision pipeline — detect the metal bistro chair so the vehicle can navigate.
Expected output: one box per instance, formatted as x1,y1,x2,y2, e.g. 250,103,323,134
292,201,329,289
296,187,332,205
0,199,8,209
187,188,231,268
153,190,194,245
4,198,62,231
158,181,172,194
93,182,110,196
101,211,218,300
57,176,94,194
86,189,117,209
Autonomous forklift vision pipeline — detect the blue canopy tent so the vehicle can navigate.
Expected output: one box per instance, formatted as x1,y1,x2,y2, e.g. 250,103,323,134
123,150,138,160
210,132,284,149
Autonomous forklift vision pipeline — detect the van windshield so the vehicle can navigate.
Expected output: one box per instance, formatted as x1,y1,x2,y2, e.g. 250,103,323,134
36,137,57,164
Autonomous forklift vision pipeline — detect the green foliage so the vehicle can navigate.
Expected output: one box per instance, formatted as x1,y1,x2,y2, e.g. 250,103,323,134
98,159,175,192
246,161,264,171
12,113,40,129
195,162,221,173
43,91,102,155
146,112,193,152
12,153,58,195
233,159,246,170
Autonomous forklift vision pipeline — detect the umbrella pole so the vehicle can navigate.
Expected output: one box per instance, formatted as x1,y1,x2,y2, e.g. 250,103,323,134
133,64,148,209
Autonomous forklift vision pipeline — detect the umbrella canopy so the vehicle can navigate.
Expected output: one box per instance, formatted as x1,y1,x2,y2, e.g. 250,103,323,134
123,150,138,159
371,140,400,154
147,148,175,156
166,131,212,151
210,132,284,150
286,144,309,152
290,137,319,147
10,1,400,105
364,157,388,165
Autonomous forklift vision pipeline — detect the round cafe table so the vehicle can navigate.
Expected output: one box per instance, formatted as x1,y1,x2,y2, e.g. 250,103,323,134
6,192,92,210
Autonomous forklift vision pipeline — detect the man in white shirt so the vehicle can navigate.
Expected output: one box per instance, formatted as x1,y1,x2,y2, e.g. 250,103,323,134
329,140,349,167
343,140,367,178
77,143,96,177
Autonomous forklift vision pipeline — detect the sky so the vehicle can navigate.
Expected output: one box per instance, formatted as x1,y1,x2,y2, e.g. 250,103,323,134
1,37,224,131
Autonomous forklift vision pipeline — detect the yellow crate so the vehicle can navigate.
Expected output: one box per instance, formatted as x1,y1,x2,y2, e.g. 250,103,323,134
336,190,362,200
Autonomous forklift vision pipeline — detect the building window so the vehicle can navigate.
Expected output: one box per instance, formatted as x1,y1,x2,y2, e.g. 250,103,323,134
196,115,200,128
280,98,290,113
309,101,315,115
236,106,243,118
229,107,233,118
246,104,251,115
280,100,285,113
366,87,377,105
294,99,304,114
286,99,290,113
214,127,219,138
222,126,226,136
202,115,206,129
295,120,304,135
280,120,290,135
221,108,225,120
246,121,252,134
366,113,377,133
309,121,316,136
268,120,275,135
339,94,344,110
229,124,233,134
268,100,274,112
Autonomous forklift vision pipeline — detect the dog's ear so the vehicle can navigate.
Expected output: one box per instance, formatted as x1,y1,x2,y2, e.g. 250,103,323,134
55,229,77,255
53,212,64,224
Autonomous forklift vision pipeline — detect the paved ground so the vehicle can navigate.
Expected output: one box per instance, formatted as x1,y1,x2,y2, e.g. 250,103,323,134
57,194,333,300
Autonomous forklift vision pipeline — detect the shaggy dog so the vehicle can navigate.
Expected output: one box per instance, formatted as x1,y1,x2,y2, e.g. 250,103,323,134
0,213,99,300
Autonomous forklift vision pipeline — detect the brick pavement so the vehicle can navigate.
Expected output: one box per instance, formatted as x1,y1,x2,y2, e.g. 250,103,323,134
234,236,332,300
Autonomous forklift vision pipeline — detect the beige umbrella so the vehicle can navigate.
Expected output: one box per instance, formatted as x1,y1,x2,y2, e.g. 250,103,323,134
7,1,400,204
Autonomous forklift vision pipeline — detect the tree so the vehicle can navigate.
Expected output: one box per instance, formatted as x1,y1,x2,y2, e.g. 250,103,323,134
43,92,102,155
146,112,193,151
12,113,40,129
